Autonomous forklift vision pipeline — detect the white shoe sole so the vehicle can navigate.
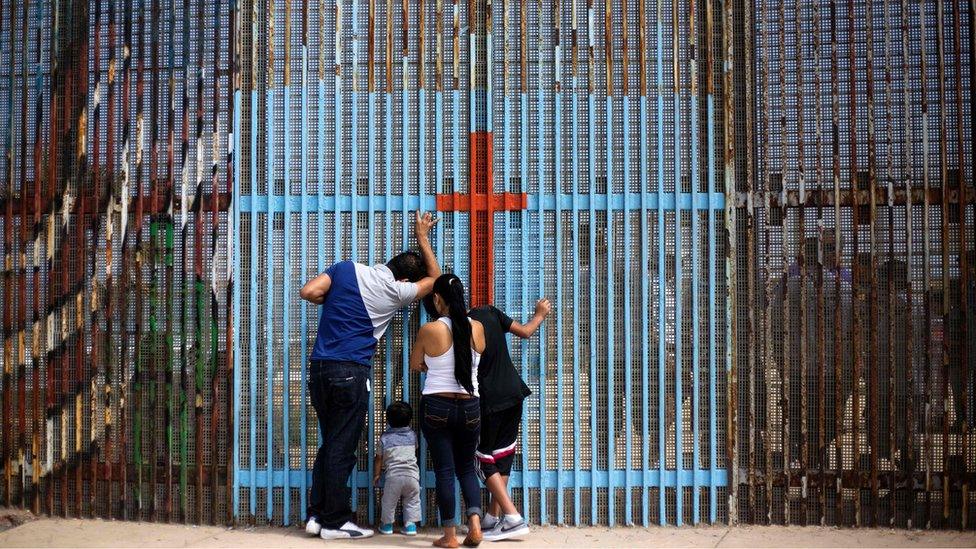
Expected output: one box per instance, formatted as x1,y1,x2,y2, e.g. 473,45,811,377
320,530,375,540
484,524,530,542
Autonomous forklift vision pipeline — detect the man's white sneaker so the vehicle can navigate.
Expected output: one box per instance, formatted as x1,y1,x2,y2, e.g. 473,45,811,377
320,521,375,540
483,517,529,542
305,517,322,536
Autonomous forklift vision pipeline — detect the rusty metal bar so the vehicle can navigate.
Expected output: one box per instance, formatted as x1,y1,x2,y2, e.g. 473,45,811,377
811,0,827,525
935,0,949,526
900,0,915,527
919,0,933,527
949,0,970,528
846,0,862,525
776,0,790,524
759,0,770,523
795,0,809,524
882,0,895,526
829,0,842,525
865,0,880,526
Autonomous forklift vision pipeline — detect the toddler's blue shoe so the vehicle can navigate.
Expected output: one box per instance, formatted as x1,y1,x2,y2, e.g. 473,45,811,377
401,522,418,536
379,523,394,535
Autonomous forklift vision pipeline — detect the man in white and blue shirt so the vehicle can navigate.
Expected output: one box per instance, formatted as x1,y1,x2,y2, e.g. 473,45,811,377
299,211,440,540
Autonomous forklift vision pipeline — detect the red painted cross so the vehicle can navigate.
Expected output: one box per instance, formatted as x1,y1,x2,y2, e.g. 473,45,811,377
435,131,527,308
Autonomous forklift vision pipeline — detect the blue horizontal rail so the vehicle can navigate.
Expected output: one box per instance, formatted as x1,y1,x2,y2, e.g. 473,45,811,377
238,192,726,212
237,468,729,489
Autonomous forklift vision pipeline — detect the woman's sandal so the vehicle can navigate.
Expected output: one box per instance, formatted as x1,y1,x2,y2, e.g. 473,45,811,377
433,535,461,548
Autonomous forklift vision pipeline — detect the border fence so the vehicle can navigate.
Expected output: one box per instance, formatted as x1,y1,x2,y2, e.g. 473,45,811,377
0,0,972,530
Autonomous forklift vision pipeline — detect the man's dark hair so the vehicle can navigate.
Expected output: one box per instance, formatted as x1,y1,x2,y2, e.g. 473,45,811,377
387,251,426,282
386,400,413,428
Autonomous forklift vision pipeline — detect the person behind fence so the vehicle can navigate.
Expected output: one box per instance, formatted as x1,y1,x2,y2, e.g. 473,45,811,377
298,211,440,540
470,298,550,541
373,400,421,536
410,274,486,548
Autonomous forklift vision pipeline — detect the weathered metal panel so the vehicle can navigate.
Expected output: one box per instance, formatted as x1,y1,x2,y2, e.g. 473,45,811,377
742,0,974,528
0,0,234,523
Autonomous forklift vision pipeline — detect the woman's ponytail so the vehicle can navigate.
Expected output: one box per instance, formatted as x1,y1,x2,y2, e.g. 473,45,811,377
432,274,474,394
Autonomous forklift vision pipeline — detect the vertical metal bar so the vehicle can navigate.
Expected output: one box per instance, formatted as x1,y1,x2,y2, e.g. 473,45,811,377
881,0,895,525
30,0,46,517
229,0,241,523
585,0,596,524
795,0,809,525
317,0,328,512
178,0,192,518
520,0,530,520
554,0,565,525
671,0,683,524
400,0,409,407
846,0,863,526
451,0,458,292
384,0,393,415
813,0,826,524
352,0,360,269
570,0,582,526
829,0,842,524
248,0,258,515
759,0,773,521
705,0,717,524
537,0,548,526
92,0,105,518
208,0,225,524
193,0,208,522
265,0,276,520
137,0,152,518
744,0,757,521
865,0,880,526
689,0,700,524
164,0,177,519
638,0,650,527
655,0,666,523
333,0,342,272
920,0,933,526
934,0,949,525
366,0,376,522
603,0,615,527
950,0,970,529
299,0,309,522
723,0,740,524
1,0,12,510
776,0,790,525
106,0,120,519
638,0,650,526
621,0,633,527
900,0,914,527
282,0,292,523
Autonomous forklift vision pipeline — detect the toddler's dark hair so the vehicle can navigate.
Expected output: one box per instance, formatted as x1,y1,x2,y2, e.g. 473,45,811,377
386,400,413,428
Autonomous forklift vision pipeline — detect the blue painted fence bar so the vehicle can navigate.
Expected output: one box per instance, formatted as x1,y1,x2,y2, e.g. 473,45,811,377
233,0,731,527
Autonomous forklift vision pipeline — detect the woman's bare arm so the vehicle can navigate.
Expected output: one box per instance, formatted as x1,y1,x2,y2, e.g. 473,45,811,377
410,324,430,372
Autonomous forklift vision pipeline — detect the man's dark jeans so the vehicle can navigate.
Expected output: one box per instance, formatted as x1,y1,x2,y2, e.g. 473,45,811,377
420,395,483,525
307,360,369,529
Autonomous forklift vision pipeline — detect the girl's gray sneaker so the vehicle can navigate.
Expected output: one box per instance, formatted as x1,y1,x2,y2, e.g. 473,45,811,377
483,516,529,542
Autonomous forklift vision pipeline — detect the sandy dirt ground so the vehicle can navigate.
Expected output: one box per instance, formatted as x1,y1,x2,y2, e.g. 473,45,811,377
0,517,974,548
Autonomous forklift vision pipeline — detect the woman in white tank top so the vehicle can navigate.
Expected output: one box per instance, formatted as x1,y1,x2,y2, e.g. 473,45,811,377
410,274,486,548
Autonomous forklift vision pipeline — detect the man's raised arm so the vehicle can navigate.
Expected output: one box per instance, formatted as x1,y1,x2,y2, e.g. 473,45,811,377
413,211,441,299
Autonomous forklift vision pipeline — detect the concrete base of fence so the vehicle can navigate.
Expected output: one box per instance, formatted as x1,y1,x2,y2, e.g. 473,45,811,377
1,518,975,548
